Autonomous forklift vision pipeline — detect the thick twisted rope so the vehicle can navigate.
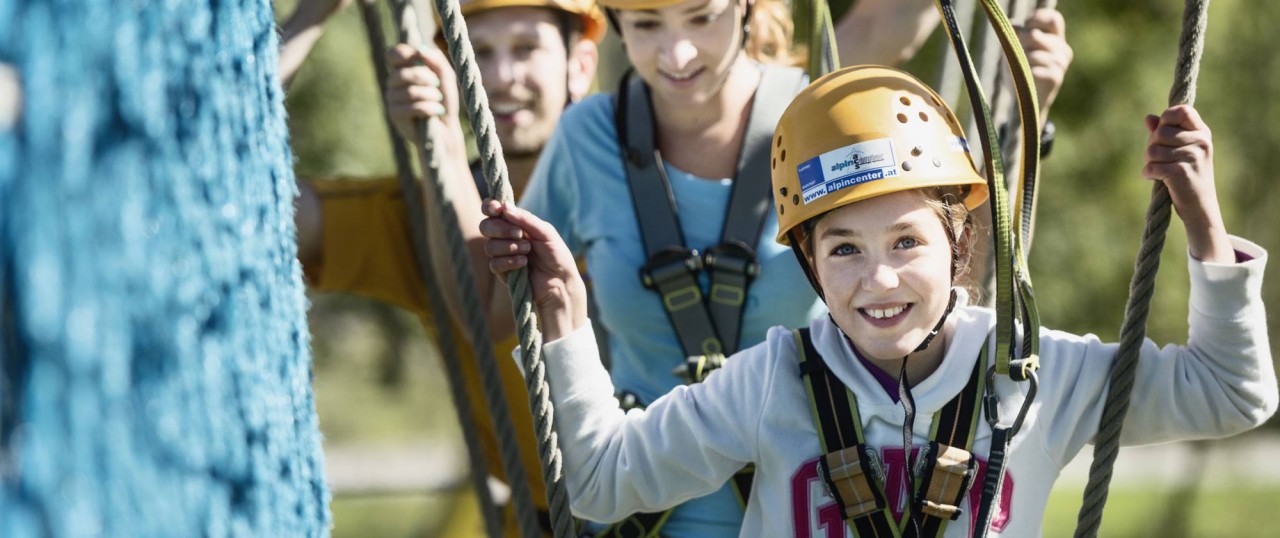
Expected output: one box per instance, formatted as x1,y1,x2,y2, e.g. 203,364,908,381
357,2,507,536
431,0,575,536
391,2,547,537
1073,2,1209,536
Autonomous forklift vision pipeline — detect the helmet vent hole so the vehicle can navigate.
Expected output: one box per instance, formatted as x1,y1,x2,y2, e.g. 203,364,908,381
897,113,909,124
792,194,800,205
911,146,923,157
776,135,783,147
779,187,788,196
919,112,929,122
780,149,786,162
933,157,943,168
899,96,911,106
902,161,913,172
772,157,776,169
779,203,785,215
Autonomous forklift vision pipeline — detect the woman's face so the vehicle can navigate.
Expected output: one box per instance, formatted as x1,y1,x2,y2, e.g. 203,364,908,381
615,0,746,107
808,190,956,364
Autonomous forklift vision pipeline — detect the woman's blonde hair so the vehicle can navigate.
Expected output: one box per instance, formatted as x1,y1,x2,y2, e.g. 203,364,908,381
745,0,802,65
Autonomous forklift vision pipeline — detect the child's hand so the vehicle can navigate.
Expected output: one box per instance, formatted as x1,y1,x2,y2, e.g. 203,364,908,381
1142,105,1233,263
480,200,589,341
1019,8,1074,122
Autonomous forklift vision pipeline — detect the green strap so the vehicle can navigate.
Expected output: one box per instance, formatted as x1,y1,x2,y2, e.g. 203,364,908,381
933,0,1040,379
806,0,841,80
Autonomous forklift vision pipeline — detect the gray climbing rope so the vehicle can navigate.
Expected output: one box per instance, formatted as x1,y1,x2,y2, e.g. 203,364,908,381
389,2,547,537
355,1,508,536
430,0,576,536
1073,2,1210,536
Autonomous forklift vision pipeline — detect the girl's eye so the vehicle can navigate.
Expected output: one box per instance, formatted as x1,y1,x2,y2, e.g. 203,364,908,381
630,19,660,31
514,43,539,56
831,243,858,257
690,13,717,25
895,237,919,249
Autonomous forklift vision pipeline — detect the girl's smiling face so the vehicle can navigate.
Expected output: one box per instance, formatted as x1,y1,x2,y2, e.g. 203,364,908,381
807,189,960,365
614,0,747,107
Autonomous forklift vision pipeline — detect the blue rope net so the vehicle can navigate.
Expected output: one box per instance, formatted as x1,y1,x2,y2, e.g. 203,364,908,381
0,0,329,536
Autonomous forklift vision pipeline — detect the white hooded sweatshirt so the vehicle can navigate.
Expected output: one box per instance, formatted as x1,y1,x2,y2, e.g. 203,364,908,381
543,238,1276,537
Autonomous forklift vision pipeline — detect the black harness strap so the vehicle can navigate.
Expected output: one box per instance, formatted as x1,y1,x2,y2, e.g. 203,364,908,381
796,328,988,538
618,64,808,360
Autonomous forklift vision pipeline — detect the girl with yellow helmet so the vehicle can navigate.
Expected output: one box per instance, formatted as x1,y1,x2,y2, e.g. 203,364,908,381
390,0,1068,534
477,65,1276,536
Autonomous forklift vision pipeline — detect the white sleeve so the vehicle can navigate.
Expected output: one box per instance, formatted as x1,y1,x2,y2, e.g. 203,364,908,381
1039,236,1277,465
542,322,772,522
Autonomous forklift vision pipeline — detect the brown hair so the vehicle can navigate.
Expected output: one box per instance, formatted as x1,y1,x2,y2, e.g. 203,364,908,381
745,0,801,65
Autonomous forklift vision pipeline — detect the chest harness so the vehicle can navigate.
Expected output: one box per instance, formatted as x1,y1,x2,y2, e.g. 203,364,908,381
796,327,993,538
592,64,806,538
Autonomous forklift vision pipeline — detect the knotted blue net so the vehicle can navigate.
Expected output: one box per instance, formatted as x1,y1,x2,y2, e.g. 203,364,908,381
0,0,329,536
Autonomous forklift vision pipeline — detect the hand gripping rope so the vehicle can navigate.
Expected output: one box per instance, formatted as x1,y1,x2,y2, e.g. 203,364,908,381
430,0,578,535
1073,2,1211,536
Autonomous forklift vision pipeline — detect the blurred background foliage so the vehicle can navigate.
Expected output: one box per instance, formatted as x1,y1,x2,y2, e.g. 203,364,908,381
279,0,1279,535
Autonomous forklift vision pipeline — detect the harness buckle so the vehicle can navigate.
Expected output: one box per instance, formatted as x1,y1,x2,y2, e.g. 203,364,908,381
640,247,704,311
817,444,886,520
704,242,760,306
913,442,979,521
671,353,727,384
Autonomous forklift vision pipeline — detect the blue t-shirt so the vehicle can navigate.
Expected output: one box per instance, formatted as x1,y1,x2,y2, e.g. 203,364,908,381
521,93,827,536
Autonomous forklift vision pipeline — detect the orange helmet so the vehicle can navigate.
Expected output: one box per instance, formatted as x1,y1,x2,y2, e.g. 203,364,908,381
441,0,606,44
595,0,682,9
772,65,988,246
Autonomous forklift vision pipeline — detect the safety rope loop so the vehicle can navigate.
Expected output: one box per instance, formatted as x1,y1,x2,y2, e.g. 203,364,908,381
358,3,508,537
431,0,577,535
1073,2,1209,537
934,0,1017,377
972,0,1042,257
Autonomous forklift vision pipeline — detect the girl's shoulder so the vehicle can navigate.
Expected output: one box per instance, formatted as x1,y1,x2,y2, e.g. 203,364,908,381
557,93,619,142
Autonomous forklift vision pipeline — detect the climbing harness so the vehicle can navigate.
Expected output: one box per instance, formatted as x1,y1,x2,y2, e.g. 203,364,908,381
797,328,988,537
1074,2,1212,536
617,63,807,364
599,62,806,538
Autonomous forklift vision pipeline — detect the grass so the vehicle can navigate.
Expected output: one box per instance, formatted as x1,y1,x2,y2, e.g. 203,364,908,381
1042,485,1280,537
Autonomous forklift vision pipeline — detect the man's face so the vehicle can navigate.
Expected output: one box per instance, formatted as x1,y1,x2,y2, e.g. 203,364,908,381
470,7,572,157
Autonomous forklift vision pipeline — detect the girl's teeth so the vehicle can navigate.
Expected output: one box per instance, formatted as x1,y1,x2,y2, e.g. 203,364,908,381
867,305,906,319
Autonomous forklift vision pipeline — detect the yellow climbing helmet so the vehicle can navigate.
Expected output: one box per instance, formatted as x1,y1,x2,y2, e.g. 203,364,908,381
448,0,606,43
772,65,989,246
595,0,683,9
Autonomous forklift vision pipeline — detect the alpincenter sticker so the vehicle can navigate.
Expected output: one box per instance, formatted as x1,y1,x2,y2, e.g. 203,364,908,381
796,138,898,204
